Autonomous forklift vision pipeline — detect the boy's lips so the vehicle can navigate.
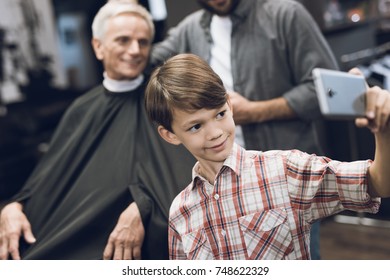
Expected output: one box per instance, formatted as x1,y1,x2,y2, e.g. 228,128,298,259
207,138,228,150
211,142,224,149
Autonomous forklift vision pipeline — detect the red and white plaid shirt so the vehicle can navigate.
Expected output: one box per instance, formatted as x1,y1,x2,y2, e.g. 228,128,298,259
168,143,380,260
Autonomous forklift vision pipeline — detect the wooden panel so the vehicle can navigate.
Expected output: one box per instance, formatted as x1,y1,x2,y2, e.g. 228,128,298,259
320,216,390,259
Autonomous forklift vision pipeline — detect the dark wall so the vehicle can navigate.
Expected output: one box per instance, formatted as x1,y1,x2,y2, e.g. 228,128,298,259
165,0,200,29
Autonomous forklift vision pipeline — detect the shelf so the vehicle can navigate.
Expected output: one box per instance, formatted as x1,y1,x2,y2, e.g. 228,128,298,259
303,0,385,34
323,14,390,34
322,18,373,34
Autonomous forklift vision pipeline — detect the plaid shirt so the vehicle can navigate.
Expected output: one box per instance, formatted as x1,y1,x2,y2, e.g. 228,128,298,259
168,143,380,260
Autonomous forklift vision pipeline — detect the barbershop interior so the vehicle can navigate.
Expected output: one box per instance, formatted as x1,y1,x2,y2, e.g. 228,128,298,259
1,0,390,260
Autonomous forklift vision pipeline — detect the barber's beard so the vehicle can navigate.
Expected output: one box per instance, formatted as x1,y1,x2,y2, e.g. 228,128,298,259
197,0,240,16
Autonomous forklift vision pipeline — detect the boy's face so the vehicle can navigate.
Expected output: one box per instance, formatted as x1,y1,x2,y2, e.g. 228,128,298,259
92,13,152,81
158,101,235,165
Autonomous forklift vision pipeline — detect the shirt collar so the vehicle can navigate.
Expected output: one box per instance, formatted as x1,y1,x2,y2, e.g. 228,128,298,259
191,143,246,190
224,142,245,175
102,72,144,93
231,0,253,20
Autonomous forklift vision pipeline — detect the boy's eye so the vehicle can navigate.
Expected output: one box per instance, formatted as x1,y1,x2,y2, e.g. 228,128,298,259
216,110,226,119
188,124,201,132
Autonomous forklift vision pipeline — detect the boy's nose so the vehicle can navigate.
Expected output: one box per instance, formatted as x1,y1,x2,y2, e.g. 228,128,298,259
206,125,223,141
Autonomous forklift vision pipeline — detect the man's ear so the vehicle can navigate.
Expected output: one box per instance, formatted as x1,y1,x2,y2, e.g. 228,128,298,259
157,125,182,145
91,38,104,61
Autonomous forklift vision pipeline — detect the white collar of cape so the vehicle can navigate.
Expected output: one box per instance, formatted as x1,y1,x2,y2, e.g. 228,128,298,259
102,72,144,93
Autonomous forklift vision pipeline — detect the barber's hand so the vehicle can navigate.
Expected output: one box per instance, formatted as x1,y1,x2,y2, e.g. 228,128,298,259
103,202,145,260
228,91,255,125
0,202,36,260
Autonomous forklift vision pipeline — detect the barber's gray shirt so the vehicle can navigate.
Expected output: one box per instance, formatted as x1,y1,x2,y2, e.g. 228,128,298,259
151,0,339,155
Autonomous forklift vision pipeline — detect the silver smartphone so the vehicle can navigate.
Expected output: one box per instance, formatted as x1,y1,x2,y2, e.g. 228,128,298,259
312,68,367,119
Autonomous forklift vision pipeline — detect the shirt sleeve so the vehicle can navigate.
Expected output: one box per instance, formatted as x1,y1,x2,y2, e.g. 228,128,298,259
128,183,151,224
150,14,191,67
280,2,339,121
285,150,380,223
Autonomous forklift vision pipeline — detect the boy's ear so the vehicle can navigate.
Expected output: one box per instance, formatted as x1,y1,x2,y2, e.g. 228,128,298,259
157,125,182,145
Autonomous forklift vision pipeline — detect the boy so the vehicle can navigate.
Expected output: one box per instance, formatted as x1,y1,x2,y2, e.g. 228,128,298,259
145,54,390,260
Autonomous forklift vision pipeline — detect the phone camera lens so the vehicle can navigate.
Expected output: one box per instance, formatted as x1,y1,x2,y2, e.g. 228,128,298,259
327,88,335,97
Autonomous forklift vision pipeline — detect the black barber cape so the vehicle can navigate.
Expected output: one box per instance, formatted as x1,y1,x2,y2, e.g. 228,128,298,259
11,82,195,259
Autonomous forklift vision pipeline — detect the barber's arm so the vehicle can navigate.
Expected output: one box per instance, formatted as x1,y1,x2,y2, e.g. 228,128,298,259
279,2,339,122
228,92,296,125
229,3,339,125
150,12,199,67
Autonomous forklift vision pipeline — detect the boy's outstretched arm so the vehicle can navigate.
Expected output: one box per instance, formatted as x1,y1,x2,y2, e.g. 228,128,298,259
356,85,390,197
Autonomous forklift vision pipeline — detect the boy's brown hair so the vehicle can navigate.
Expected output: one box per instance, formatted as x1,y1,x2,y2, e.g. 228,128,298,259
145,53,227,132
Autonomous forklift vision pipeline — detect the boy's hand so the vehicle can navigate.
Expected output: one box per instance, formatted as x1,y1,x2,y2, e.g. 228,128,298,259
349,68,390,198
355,86,390,133
348,68,390,133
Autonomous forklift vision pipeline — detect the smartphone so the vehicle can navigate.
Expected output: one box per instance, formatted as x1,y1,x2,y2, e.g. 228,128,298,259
312,68,367,119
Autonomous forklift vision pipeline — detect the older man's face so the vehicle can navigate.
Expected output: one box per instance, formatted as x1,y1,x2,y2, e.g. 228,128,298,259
93,12,152,80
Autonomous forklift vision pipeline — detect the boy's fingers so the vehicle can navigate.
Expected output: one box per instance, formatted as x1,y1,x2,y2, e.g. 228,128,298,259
375,90,385,130
348,67,363,76
371,88,390,131
355,118,368,128
364,87,390,132
379,95,390,130
365,86,379,120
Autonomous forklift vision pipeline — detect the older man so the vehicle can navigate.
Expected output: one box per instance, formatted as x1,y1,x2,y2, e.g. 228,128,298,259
0,1,194,260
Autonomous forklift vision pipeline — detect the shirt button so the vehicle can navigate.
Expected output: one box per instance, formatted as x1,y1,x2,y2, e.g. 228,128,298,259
214,193,220,200
221,230,226,236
